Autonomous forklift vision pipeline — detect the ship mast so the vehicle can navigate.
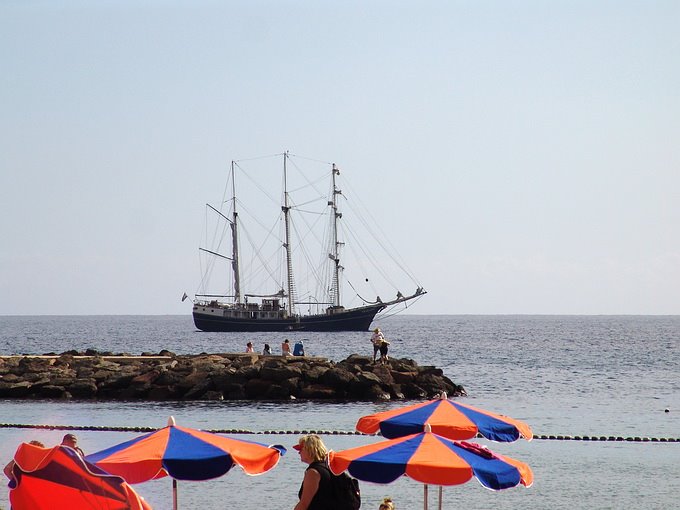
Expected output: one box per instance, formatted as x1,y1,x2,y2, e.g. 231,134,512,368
330,163,343,307
230,161,242,304
282,152,296,316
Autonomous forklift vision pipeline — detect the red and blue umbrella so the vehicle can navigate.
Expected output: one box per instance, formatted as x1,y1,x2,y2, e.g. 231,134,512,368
10,442,151,510
329,427,533,510
356,393,533,442
87,417,285,509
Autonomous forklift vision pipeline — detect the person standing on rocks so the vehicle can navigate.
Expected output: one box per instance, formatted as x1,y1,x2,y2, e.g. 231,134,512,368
370,328,385,362
379,338,390,364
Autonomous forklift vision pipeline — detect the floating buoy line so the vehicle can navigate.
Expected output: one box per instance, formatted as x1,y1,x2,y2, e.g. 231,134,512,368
0,423,677,442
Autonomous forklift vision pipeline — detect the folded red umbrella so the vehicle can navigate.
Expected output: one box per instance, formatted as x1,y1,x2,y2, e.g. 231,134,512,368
9,442,151,510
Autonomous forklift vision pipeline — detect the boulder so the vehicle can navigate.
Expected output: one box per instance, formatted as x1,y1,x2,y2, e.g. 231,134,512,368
0,353,466,402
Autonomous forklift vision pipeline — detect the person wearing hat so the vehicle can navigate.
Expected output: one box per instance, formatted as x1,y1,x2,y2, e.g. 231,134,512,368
293,434,332,510
61,433,84,457
370,328,385,362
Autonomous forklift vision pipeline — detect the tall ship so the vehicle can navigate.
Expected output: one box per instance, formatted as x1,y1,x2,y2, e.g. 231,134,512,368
190,152,425,332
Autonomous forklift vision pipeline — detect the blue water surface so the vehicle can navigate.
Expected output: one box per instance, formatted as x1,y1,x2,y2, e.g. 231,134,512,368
1,315,678,509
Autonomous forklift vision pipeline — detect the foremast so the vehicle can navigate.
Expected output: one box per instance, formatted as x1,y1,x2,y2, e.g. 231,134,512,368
230,161,242,305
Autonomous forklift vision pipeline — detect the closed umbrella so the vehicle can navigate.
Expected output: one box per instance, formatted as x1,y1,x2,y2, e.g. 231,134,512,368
9,442,151,510
87,417,285,509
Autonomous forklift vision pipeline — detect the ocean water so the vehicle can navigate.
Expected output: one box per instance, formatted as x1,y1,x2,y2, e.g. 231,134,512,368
1,315,679,509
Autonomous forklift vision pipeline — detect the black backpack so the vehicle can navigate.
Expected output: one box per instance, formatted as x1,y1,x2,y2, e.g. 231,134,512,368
313,462,361,510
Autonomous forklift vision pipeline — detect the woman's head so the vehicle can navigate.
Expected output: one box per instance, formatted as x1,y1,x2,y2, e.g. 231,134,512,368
379,497,395,510
294,434,328,463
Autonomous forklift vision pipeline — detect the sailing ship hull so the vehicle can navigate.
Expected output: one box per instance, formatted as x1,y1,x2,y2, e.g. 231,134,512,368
192,304,385,332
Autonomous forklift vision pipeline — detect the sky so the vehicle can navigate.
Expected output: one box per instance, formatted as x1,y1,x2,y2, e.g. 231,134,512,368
1,0,678,316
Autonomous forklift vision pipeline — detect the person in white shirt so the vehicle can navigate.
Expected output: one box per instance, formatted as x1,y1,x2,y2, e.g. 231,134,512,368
370,328,385,362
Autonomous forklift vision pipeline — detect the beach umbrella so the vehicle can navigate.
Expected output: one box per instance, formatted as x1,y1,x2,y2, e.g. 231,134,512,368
356,392,533,442
9,442,151,510
87,417,285,510
329,425,533,510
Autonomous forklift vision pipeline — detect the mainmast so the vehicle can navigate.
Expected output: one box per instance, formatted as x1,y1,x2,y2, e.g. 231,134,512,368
282,152,296,316
330,163,343,307
230,161,242,304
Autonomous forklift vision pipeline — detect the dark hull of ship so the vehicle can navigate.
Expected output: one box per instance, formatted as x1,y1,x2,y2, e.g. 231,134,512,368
193,304,385,332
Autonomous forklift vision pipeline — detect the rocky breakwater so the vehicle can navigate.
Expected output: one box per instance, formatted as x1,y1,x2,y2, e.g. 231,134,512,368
0,351,465,401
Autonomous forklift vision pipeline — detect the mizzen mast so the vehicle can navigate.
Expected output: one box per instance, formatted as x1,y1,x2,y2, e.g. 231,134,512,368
329,163,343,308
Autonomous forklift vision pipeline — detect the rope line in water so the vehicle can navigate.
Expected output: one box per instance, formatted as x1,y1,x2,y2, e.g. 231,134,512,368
0,423,677,442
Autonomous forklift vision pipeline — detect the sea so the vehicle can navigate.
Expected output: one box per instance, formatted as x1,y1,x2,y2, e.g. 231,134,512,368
0,315,678,510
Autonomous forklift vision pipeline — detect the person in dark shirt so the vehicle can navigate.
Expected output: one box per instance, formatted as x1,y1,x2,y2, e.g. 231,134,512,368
293,434,332,510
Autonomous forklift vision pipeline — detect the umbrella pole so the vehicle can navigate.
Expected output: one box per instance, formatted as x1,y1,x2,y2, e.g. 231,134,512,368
173,478,178,510
438,486,442,510
423,484,428,510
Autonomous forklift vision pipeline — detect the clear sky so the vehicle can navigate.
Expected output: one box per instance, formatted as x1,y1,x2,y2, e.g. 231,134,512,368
1,1,678,316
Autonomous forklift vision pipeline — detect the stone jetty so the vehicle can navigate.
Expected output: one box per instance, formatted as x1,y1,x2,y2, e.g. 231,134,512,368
0,351,465,401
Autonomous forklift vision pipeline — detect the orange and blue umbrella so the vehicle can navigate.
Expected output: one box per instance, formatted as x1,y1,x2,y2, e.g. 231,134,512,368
356,393,533,442
87,417,285,509
329,428,532,510
10,443,151,510
329,431,533,489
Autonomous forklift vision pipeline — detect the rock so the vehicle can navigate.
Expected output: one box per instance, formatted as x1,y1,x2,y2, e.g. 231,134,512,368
322,367,357,389
302,364,330,382
299,384,337,399
0,381,32,398
68,379,98,398
364,384,391,401
37,385,69,398
260,364,303,382
0,353,466,402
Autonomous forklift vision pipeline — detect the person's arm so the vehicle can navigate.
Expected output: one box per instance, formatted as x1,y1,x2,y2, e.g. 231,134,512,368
3,460,15,481
294,467,320,510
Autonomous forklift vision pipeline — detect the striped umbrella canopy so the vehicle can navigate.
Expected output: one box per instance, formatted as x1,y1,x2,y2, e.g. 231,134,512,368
10,443,151,510
87,417,285,509
356,393,533,442
329,427,533,510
